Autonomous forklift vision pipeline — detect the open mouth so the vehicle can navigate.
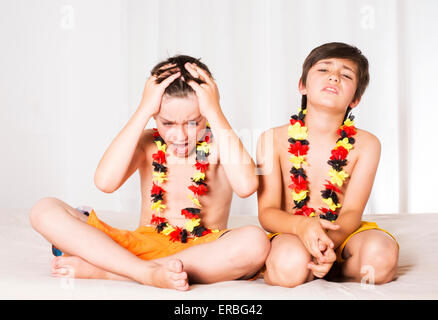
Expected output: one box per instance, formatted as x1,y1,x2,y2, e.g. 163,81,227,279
322,86,339,94
171,142,189,154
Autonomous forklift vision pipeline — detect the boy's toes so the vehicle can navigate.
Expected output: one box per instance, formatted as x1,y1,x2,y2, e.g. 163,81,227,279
165,259,189,290
167,259,184,273
171,270,188,281
175,279,189,291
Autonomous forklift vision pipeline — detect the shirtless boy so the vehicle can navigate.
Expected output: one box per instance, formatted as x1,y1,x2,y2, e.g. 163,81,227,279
30,55,270,291
257,42,399,287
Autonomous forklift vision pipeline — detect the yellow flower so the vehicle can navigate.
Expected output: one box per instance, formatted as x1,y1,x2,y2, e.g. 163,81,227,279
192,172,205,182
343,118,355,127
336,137,353,151
161,224,175,236
322,197,342,211
309,212,316,217
188,194,202,207
196,141,211,154
185,218,201,232
288,123,308,140
292,190,308,202
152,171,167,183
289,155,307,169
154,140,167,152
151,200,166,213
211,229,219,233
328,168,349,187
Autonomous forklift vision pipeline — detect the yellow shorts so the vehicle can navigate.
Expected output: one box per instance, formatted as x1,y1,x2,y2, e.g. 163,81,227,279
268,221,398,263
335,221,398,262
86,209,229,260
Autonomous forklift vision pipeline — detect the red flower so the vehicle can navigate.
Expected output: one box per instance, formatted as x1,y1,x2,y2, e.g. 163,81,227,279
181,209,199,219
323,180,341,193
288,141,309,156
194,161,209,173
169,227,182,242
330,146,348,160
338,125,357,137
152,150,166,164
150,214,166,225
319,207,338,216
290,119,304,126
204,131,212,143
289,175,308,192
202,228,212,236
152,128,160,138
188,184,208,196
151,183,165,196
295,206,315,217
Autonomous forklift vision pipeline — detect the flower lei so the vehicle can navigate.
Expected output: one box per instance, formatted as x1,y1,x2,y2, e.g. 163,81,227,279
150,125,218,242
288,108,357,222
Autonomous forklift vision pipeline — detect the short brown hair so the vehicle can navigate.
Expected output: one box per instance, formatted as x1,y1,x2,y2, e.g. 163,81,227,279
150,55,213,98
300,42,370,111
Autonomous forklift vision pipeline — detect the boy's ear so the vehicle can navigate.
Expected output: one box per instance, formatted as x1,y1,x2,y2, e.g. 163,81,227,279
298,78,307,95
349,97,361,109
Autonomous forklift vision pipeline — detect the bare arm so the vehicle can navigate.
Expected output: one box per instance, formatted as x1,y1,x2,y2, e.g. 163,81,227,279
257,128,339,262
185,63,258,198
256,129,308,234
94,70,181,193
326,131,382,249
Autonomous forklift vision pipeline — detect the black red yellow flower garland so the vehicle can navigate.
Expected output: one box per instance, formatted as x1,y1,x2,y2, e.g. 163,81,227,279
150,126,218,242
288,108,357,221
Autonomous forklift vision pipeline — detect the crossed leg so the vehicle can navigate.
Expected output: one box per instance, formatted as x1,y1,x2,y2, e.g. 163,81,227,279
30,197,270,288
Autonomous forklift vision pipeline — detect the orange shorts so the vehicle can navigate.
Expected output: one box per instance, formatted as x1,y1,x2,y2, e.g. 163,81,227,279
86,209,229,260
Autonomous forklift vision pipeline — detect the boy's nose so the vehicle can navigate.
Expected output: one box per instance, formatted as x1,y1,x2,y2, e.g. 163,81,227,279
172,125,187,142
329,73,339,82
328,73,340,83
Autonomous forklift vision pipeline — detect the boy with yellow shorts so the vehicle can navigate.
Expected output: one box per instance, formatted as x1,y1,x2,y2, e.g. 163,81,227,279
257,43,398,286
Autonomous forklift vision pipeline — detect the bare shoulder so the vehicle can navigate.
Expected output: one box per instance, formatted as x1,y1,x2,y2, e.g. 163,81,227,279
258,124,288,149
354,128,381,159
140,128,156,152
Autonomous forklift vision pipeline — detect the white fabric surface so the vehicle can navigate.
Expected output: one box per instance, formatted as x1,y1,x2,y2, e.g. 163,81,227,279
1,208,437,300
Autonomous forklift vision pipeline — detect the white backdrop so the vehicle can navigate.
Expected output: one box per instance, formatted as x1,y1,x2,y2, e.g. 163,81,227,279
1,0,437,216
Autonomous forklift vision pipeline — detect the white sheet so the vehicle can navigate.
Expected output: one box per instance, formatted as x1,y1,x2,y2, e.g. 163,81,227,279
1,208,437,299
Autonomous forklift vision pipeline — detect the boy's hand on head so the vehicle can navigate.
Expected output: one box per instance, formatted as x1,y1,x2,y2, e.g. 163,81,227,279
297,217,340,263
139,64,181,116
184,62,221,118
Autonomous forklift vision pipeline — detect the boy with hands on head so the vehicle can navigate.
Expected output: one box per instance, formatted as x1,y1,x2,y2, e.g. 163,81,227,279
257,42,399,287
30,55,269,290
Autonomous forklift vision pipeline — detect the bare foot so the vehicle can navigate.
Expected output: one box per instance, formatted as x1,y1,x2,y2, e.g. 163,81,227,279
51,256,189,291
51,256,108,279
141,259,189,291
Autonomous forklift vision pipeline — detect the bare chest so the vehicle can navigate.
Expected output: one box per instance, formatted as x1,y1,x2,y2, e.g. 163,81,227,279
138,148,233,229
277,128,358,213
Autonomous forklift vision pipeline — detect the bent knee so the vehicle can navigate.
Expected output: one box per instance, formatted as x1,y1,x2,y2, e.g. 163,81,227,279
29,197,62,229
266,239,312,287
360,240,399,284
230,226,270,267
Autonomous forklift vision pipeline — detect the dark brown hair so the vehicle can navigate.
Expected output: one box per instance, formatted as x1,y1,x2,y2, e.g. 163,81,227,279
151,55,213,98
300,42,370,116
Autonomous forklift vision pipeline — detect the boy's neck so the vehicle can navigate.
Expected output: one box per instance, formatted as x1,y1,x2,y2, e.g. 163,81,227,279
303,104,347,138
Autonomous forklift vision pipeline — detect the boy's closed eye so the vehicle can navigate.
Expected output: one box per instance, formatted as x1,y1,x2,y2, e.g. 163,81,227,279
318,68,353,80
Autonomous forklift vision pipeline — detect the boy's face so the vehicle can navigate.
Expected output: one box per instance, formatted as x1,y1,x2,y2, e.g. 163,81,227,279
154,94,207,158
299,58,360,112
